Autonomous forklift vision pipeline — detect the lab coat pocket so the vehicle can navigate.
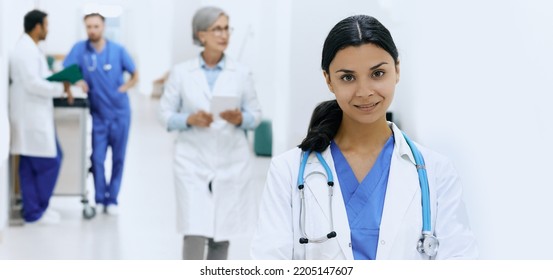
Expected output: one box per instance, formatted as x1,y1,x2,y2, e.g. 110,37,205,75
26,111,49,130
394,193,425,258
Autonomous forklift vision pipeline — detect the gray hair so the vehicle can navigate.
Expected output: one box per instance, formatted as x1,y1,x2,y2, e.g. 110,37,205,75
192,6,227,46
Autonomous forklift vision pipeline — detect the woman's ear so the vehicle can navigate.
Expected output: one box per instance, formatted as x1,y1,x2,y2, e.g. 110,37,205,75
197,31,206,45
395,60,401,84
323,71,334,93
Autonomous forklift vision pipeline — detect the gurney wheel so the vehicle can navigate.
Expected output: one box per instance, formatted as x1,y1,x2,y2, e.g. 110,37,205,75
83,205,96,220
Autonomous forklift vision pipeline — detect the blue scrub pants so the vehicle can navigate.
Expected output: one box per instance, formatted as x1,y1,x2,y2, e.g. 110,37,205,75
19,140,63,222
91,116,130,206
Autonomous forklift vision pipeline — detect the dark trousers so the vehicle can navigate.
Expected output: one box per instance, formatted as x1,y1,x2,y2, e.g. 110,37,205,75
19,140,63,222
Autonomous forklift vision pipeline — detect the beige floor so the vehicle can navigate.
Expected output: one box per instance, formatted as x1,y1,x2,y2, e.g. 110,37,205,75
0,94,272,260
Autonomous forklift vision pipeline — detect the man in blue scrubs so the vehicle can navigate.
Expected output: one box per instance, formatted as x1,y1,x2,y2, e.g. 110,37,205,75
63,13,138,216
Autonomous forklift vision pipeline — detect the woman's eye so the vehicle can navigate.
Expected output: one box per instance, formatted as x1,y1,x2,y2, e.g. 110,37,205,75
372,70,385,78
341,74,355,82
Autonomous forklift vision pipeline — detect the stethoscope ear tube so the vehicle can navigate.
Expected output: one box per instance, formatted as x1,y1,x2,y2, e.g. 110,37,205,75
298,151,337,245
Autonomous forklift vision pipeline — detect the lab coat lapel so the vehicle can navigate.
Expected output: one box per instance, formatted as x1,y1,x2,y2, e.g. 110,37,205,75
22,34,47,77
304,149,353,260
376,124,420,259
211,58,236,97
190,58,211,100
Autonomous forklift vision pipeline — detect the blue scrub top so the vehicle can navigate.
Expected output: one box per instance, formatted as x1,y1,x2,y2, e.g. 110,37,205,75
330,134,394,260
63,40,136,120
199,53,225,92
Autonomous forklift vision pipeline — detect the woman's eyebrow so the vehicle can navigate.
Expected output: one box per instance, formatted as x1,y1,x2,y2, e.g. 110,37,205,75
335,62,389,73
370,62,388,70
335,69,354,73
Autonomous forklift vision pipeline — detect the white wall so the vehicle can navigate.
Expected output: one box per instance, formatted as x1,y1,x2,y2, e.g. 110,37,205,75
390,0,553,259
0,0,8,237
171,0,209,65
127,0,175,95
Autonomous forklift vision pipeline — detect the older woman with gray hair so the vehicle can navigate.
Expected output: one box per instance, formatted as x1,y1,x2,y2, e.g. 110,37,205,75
159,6,262,260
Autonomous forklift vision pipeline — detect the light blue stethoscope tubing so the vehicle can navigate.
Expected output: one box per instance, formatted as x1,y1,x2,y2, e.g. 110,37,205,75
401,132,431,233
316,152,334,183
296,152,334,187
296,152,310,187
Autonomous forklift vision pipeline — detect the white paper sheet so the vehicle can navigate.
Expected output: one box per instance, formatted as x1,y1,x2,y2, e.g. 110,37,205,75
210,96,240,118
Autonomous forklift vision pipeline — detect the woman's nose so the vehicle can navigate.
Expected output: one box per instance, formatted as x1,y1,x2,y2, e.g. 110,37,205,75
356,82,375,97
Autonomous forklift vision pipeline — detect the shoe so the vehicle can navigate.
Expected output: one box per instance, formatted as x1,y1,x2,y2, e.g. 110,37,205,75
96,204,105,213
26,208,61,226
45,208,61,220
106,205,119,216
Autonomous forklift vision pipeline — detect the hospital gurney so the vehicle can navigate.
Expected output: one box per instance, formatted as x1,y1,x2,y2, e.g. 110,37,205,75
53,97,96,219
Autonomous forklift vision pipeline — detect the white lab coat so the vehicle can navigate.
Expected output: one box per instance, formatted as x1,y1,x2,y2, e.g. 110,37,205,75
251,123,478,259
159,56,262,241
9,34,64,157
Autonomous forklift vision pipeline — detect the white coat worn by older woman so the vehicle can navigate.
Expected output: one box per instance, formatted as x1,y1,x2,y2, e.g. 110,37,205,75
159,56,262,242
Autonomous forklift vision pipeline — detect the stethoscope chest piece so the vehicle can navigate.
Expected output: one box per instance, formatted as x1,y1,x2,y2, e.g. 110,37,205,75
417,234,439,257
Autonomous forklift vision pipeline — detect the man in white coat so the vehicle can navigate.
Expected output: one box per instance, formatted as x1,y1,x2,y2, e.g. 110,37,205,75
9,10,77,225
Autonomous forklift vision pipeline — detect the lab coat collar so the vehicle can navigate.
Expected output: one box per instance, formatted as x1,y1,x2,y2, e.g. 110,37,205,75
21,33,34,45
20,33,40,52
305,122,416,165
389,122,417,165
192,53,236,71
199,53,225,70
189,54,237,99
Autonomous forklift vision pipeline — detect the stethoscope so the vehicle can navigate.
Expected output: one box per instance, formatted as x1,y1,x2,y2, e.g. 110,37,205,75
297,131,439,258
85,41,112,72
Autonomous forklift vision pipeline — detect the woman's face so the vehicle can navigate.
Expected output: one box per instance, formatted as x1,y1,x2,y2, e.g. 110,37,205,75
198,15,230,53
324,43,400,125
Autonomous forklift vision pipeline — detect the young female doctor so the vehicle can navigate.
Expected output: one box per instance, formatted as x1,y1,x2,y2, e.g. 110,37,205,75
251,15,478,260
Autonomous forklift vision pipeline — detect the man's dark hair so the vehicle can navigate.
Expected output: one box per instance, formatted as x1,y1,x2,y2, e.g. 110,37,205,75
24,10,47,33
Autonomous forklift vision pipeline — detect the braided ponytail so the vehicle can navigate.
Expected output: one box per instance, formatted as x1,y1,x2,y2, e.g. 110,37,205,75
298,100,342,153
